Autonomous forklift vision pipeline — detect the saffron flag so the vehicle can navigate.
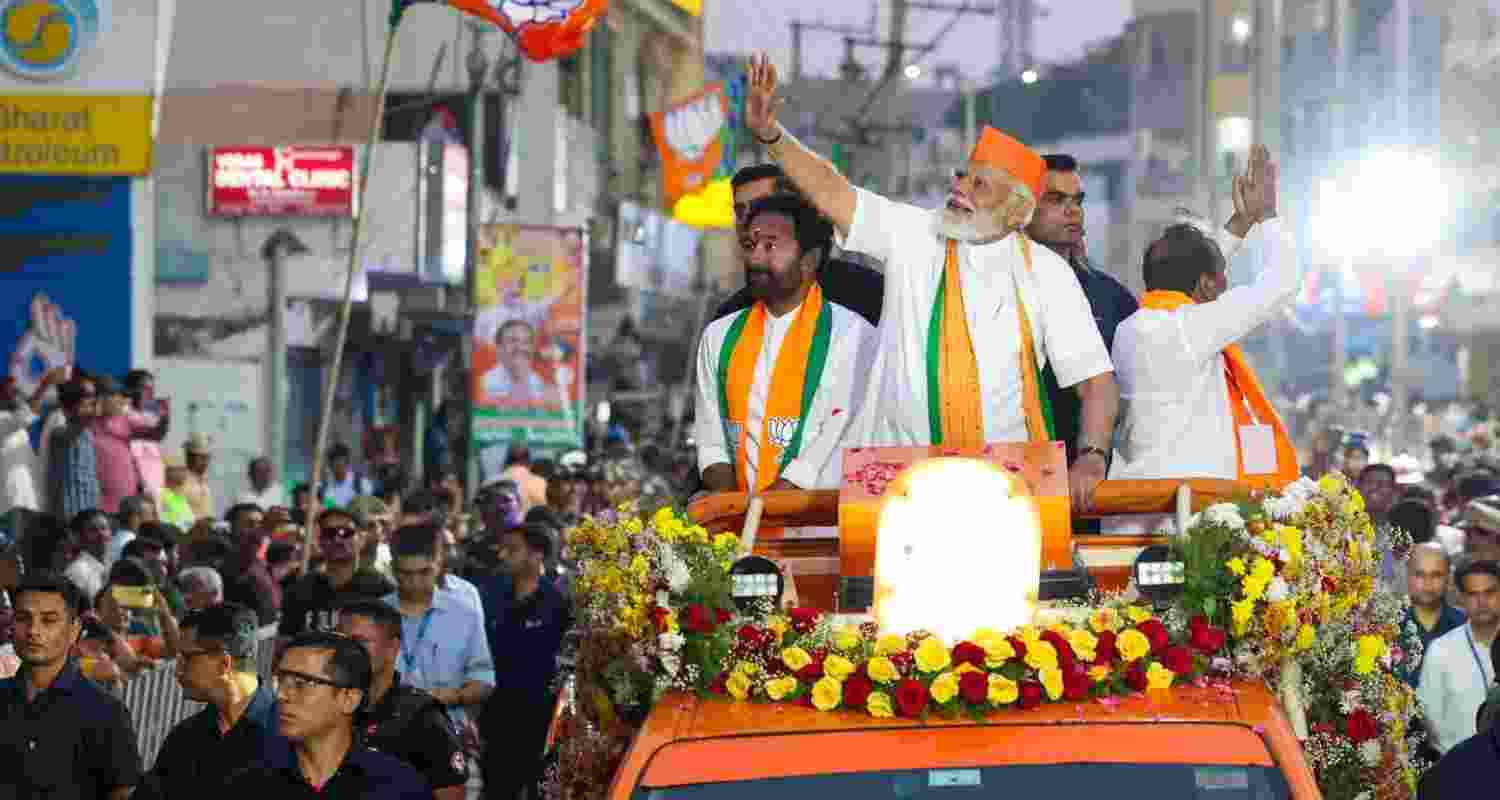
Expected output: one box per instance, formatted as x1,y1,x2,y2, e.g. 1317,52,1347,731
398,0,609,62
650,83,728,207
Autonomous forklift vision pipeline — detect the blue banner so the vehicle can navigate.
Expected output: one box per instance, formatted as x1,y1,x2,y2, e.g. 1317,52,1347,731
0,176,133,397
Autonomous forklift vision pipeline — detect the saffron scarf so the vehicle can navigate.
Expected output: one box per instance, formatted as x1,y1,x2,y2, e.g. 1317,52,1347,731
716,283,834,492
1139,290,1300,488
926,237,1055,447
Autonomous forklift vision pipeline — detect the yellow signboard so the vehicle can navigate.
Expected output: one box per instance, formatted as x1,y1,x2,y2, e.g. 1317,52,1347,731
669,0,702,15
0,94,152,175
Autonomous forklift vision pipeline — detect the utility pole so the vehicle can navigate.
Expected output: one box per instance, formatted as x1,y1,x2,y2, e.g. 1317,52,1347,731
1390,0,1413,455
1330,0,1351,412
1252,0,1282,156
463,23,488,498
1196,0,1220,229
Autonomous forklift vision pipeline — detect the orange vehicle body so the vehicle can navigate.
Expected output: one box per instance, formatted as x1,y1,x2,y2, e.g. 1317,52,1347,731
609,681,1321,800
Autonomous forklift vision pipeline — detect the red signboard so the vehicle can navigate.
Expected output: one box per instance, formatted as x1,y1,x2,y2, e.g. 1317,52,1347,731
207,146,358,217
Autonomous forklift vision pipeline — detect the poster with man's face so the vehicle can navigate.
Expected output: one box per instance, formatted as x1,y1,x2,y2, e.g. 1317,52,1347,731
471,225,587,474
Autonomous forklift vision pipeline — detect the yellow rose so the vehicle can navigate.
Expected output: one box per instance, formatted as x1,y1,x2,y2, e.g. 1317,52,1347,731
765,676,799,701
1088,608,1123,633
1231,597,1256,636
768,616,789,643
867,656,900,684
812,676,843,711
982,636,1016,668
1018,624,1044,641
1252,557,1276,582
1116,629,1151,663
867,691,895,718
1318,474,1345,494
1295,624,1317,652
1089,665,1112,683
988,674,1019,705
713,533,740,552
1025,640,1059,671
1126,606,1153,624
1225,557,1247,576
915,636,952,673
1039,666,1064,701
930,671,960,704
834,626,865,653
736,661,760,677
1068,629,1099,662
874,633,909,656
1147,662,1175,690
726,671,753,700
1354,635,1387,675
782,646,812,672
1241,574,1268,602
824,654,856,682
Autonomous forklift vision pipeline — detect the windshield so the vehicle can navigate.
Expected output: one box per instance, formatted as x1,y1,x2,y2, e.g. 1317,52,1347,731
639,764,1291,800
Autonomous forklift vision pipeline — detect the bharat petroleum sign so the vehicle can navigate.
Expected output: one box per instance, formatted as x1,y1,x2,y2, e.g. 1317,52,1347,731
0,0,103,82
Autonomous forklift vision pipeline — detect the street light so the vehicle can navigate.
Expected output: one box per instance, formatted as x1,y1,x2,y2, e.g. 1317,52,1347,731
1020,67,1039,85
903,64,922,80
1231,17,1252,43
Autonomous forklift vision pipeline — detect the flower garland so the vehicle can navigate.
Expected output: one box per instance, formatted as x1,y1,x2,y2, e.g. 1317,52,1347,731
548,474,1426,800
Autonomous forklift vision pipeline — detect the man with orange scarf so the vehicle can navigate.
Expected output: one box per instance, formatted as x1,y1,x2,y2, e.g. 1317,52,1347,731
695,193,878,496
742,54,1118,510
1108,145,1300,531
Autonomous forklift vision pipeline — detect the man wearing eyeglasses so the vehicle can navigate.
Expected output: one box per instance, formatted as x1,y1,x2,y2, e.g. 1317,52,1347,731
278,509,394,638
225,631,430,798
138,603,280,800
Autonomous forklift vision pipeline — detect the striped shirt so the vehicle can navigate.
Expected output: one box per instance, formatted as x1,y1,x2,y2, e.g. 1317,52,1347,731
48,424,101,519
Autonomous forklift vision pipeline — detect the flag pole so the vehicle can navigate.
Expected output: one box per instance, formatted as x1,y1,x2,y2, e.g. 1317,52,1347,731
302,7,403,572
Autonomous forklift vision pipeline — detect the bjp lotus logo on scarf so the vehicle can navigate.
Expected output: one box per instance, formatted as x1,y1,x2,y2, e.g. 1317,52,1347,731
767,417,799,450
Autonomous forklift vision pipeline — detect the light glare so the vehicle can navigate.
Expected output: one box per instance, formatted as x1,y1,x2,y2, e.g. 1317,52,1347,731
1020,68,1039,84
904,64,922,80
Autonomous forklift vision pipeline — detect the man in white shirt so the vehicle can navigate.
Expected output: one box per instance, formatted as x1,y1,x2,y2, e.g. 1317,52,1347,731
1420,559,1500,754
1108,146,1301,532
742,54,1117,509
696,192,877,494
483,319,552,406
63,509,112,604
237,456,286,510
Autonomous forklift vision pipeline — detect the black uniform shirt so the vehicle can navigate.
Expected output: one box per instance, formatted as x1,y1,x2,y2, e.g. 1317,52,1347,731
138,680,281,800
0,661,142,800
224,742,431,800
277,568,394,637
357,673,467,791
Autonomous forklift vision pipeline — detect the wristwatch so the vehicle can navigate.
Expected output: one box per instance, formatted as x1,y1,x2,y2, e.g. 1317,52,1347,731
1076,446,1109,465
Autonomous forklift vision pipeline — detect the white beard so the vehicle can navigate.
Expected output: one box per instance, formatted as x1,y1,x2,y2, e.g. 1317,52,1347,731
934,207,1008,243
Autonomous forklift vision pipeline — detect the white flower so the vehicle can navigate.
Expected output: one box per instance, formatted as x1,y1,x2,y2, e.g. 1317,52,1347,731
1203,503,1246,530
658,632,685,653
656,541,692,592
659,652,681,678
1265,577,1291,603
1360,740,1382,767
1355,791,1373,800
656,590,670,607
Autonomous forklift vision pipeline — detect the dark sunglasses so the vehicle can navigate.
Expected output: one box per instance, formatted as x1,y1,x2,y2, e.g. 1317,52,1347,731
320,526,357,541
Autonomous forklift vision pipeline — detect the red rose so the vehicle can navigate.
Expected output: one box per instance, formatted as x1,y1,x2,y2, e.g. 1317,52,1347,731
715,608,733,624
651,606,673,633
895,679,929,717
843,674,875,709
952,642,987,668
1008,637,1028,660
1346,709,1380,743
795,653,825,682
1136,620,1170,655
959,671,988,705
738,625,769,649
1189,615,1209,631
683,604,716,635
1018,681,1044,710
1189,623,1227,655
1124,663,1149,692
1093,631,1118,665
1041,630,1076,669
1063,672,1091,701
1162,646,1195,676
889,651,915,675
790,607,821,634
709,671,729,695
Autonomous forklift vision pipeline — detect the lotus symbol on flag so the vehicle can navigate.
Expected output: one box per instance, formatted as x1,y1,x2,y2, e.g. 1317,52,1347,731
664,92,725,162
496,0,580,25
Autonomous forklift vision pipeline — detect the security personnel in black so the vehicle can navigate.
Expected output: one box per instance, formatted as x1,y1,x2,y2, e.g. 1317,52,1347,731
0,572,141,800
223,631,431,799
137,602,281,800
338,600,467,800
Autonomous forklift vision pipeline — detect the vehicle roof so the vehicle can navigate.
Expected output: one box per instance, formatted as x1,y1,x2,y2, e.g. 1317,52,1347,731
610,680,1321,799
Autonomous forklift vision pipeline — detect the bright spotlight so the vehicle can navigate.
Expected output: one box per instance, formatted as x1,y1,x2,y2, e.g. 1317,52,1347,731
1020,68,1039,84
1349,149,1448,257
903,64,922,80
1231,17,1252,43
1217,116,1252,152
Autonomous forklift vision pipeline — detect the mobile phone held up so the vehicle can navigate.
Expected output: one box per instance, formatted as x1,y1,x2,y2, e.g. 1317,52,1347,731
111,585,155,610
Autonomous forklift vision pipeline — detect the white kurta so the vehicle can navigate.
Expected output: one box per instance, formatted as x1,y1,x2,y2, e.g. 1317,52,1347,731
696,296,878,491
0,406,39,514
1419,623,1494,754
841,188,1113,447
1105,219,1297,533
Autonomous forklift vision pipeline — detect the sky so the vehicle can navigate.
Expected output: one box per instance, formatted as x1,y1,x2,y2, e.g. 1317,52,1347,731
705,0,1135,85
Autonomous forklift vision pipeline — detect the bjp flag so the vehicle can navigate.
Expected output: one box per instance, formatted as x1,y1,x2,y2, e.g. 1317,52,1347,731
651,84,728,207
398,0,608,62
